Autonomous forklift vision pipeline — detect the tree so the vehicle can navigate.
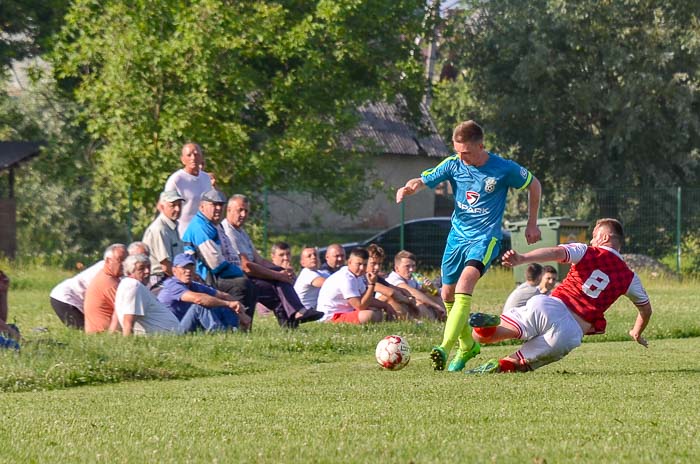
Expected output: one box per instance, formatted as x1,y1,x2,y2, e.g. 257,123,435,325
436,0,700,191
52,0,428,231
433,0,700,254
0,0,69,71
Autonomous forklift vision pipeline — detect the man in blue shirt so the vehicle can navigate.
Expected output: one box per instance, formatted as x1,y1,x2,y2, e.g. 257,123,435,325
396,120,542,371
158,253,251,332
182,189,257,326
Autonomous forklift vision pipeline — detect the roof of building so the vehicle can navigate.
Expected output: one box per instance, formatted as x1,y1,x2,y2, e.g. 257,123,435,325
0,141,42,170
343,99,447,158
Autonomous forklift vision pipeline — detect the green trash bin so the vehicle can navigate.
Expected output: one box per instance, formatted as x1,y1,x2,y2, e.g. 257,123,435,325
505,217,590,284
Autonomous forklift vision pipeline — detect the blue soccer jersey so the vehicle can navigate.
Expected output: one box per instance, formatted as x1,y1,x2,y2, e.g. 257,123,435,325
421,152,532,242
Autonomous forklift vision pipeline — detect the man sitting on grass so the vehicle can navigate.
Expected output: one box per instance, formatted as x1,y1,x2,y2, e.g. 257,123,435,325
385,250,446,321
158,253,251,332
502,263,543,311
293,247,328,310
317,247,396,324
467,218,652,374
365,244,422,320
114,254,180,336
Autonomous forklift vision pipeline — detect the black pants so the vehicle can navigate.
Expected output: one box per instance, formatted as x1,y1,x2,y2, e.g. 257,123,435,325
50,297,85,329
214,276,258,321
251,277,306,326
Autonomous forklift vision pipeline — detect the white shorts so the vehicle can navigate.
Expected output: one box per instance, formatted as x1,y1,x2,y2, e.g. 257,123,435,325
501,294,583,370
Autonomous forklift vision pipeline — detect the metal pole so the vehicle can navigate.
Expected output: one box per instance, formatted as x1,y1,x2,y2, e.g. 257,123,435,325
262,185,269,257
676,186,681,273
127,185,133,243
400,201,405,251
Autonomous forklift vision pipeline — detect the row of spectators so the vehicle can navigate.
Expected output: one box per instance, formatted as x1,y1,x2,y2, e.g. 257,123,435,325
47,143,445,336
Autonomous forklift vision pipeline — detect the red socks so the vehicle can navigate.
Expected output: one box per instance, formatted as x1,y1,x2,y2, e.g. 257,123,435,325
473,326,497,338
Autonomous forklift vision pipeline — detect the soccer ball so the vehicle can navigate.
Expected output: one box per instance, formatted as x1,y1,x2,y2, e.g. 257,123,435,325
375,335,410,370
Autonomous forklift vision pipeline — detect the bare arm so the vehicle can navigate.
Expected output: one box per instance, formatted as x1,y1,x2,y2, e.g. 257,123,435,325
180,290,241,312
629,302,652,347
525,177,542,245
108,311,121,333
501,246,567,267
240,254,293,284
396,178,426,203
121,314,136,336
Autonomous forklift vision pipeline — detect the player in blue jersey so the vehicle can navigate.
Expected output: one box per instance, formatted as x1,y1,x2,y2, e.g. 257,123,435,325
396,120,542,371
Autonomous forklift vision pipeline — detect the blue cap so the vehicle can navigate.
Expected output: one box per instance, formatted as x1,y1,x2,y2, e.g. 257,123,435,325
173,253,195,267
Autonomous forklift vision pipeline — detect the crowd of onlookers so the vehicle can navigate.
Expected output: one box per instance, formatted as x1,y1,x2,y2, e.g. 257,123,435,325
0,142,559,345
43,142,449,337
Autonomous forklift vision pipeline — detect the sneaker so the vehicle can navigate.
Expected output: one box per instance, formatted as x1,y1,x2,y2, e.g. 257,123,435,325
447,342,481,372
429,346,447,371
469,312,501,328
464,359,500,374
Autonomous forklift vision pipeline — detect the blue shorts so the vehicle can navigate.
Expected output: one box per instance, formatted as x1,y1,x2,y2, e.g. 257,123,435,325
441,229,500,285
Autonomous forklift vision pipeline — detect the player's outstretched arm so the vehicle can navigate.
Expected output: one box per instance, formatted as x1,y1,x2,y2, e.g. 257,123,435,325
525,177,542,245
501,246,567,267
629,302,652,348
396,178,425,203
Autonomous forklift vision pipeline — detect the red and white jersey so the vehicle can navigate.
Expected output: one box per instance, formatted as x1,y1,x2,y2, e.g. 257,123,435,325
551,244,650,334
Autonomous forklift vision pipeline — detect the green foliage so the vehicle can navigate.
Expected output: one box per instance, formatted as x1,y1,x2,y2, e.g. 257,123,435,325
0,74,123,265
435,0,700,191
51,0,428,230
662,232,700,277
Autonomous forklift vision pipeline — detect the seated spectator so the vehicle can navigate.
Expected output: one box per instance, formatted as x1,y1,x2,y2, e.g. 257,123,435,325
84,244,128,333
270,241,294,275
142,190,185,288
365,244,421,320
293,247,328,310
50,260,104,329
502,263,543,311
221,194,323,327
386,250,446,321
183,189,258,326
114,254,180,335
0,271,20,349
538,265,558,295
317,247,396,324
50,242,153,329
127,241,150,258
158,253,251,332
320,244,346,274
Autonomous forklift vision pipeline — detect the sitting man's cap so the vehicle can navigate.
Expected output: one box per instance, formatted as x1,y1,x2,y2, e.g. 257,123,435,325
173,253,196,267
200,189,227,203
160,190,185,203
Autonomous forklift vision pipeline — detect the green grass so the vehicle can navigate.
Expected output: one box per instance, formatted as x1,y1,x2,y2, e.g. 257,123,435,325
0,264,699,462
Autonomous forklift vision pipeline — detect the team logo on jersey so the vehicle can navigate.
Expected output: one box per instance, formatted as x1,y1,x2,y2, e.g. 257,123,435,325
520,167,528,179
484,177,496,193
466,191,480,205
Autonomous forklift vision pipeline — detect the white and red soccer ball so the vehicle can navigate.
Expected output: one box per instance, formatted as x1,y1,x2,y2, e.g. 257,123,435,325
375,335,411,370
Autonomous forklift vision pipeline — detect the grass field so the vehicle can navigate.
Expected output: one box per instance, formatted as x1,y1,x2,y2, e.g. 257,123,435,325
1,265,699,462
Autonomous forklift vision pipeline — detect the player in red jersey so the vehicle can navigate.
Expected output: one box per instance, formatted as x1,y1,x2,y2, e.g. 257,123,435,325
465,218,653,373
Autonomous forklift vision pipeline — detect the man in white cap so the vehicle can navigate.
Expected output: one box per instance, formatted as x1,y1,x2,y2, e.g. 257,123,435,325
143,190,185,289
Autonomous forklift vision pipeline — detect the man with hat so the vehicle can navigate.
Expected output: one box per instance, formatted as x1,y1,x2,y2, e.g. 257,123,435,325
182,189,258,326
142,190,185,290
158,253,250,332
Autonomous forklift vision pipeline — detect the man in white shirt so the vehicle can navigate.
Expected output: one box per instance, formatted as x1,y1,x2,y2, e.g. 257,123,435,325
165,143,212,236
294,247,329,310
114,254,180,336
502,263,544,311
385,250,446,321
221,194,323,327
317,248,395,324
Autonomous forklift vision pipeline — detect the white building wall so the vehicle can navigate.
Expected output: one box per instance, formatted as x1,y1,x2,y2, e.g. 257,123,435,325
266,154,444,231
